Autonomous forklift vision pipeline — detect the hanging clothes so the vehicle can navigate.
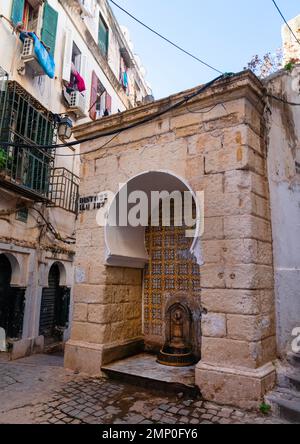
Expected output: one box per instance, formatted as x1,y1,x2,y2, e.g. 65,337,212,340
123,71,128,89
71,65,86,93
65,64,86,93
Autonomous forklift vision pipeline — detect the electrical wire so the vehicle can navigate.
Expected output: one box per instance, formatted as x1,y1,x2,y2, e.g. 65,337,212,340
267,93,300,106
0,73,230,152
271,0,300,46
185,102,227,115
1,75,299,159
108,0,223,75
29,207,75,245
54,132,121,157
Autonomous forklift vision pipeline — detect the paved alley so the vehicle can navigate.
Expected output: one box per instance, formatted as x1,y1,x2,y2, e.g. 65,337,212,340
0,353,286,425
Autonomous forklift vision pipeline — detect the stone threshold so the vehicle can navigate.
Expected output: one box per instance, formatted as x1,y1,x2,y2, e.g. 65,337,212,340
102,353,199,398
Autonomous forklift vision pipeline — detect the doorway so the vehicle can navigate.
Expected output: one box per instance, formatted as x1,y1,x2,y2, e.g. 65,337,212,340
39,263,70,345
0,254,25,341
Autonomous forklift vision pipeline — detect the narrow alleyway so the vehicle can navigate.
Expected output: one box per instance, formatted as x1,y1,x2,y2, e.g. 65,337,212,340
0,353,286,424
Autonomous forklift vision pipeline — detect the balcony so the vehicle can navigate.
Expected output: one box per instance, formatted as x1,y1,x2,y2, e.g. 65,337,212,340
0,78,57,201
0,75,79,213
48,168,79,214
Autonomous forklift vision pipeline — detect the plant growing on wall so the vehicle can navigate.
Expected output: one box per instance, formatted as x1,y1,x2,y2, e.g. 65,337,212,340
245,49,283,78
284,57,300,72
0,148,7,169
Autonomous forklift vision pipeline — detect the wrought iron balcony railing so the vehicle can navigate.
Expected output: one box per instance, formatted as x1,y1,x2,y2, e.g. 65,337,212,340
48,168,79,214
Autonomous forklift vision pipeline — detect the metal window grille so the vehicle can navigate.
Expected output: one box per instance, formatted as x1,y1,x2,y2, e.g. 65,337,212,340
0,79,57,200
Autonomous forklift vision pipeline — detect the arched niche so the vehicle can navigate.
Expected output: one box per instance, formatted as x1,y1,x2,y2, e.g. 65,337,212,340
0,253,21,286
105,170,203,269
45,261,67,287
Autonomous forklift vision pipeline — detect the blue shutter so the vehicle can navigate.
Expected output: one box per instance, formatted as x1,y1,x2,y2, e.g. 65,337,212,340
41,2,58,57
11,0,25,26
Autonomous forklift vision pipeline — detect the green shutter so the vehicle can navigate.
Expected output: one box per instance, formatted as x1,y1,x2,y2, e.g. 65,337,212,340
11,0,25,26
41,2,58,57
98,15,108,56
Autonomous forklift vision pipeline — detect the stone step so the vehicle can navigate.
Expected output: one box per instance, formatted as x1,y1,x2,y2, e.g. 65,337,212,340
269,395,300,424
276,361,300,392
287,352,300,368
287,372,300,392
270,385,300,401
43,342,64,355
102,353,200,398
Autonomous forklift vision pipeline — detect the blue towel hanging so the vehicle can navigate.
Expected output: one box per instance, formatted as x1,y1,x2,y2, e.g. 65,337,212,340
20,32,55,79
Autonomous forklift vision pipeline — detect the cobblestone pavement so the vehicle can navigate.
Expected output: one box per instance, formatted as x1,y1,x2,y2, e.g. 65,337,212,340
0,353,286,424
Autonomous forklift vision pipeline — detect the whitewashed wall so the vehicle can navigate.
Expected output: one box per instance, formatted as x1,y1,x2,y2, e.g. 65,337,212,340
266,67,300,355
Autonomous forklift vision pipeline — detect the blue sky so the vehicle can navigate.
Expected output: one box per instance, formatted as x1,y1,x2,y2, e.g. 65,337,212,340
110,0,300,99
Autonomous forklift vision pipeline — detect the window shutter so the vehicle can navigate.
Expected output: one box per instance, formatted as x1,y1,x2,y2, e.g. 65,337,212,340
105,93,112,114
11,0,25,26
62,28,73,82
89,71,98,121
98,15,108,56
41,2,58,57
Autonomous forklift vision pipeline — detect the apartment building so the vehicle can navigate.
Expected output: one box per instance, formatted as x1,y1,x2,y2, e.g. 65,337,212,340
0,0,151,358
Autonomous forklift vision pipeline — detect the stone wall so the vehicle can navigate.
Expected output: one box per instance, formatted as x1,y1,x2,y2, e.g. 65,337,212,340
66,71,276,408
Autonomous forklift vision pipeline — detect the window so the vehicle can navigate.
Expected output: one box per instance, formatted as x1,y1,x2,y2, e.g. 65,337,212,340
89,71,112,120
119,55,129,91
72,43,81,73
23,1,39,31
11,0,40,32
11,1,58,56
98,14,109,57
62,30,87,101
16,207,29,223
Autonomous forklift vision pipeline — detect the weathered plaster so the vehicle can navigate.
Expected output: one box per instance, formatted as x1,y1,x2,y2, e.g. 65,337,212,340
265,67,300,356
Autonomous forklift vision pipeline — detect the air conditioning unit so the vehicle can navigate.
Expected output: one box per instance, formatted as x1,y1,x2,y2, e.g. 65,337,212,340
21,38,45,76
68,91,87,117
79,0,94,17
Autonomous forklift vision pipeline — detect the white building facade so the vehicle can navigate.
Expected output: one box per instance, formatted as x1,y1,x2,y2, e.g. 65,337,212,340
0,0,151,358
266,67,300,357
282,14,300,65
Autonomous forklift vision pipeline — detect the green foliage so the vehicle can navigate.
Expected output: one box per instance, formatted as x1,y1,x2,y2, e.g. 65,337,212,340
0,148,7,169
259,402,272,415
284,58,300,72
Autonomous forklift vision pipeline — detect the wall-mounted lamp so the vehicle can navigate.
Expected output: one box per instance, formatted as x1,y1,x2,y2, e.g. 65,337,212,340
58,115,73,140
